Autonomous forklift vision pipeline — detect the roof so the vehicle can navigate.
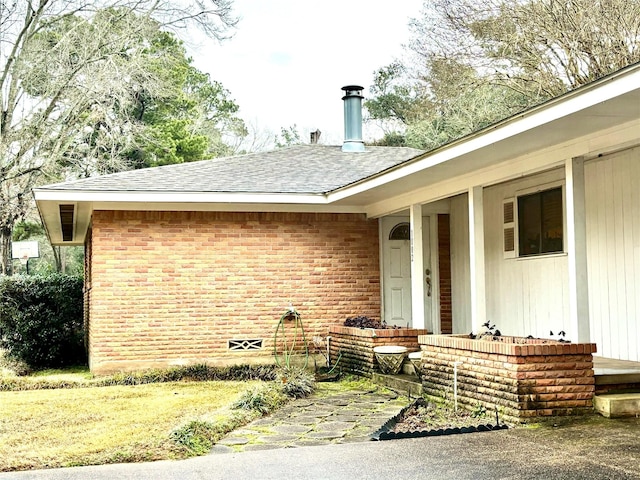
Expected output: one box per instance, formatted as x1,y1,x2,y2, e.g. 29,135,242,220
41,145,425,194
35,62,640,245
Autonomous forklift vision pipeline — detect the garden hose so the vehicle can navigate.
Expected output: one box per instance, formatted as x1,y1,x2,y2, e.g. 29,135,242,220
273,309,309,368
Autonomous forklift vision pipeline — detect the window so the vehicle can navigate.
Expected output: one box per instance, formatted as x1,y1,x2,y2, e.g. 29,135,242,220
517,187,563,256
389,222,410,240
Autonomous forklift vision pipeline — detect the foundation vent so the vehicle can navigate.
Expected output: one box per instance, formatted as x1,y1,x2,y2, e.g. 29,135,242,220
228,339,263,351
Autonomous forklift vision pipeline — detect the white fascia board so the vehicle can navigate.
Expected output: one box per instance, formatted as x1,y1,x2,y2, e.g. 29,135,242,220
328,67,640,205
32,190,330,205
88,201,366,214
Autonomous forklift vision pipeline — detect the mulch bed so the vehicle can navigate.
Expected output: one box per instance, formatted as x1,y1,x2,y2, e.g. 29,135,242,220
371,398,508,441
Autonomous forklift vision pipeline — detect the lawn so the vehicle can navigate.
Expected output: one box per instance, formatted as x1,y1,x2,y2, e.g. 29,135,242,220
0,379,260,471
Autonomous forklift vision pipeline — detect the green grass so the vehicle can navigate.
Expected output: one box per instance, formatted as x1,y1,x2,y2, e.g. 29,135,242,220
0,379,261,471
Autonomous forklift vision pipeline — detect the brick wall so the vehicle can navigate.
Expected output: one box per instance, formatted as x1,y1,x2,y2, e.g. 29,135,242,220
87,211,381,374
418,335,597,423
328,326,428,377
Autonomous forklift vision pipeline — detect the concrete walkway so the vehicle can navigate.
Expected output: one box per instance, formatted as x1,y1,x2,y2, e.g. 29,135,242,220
212,382,409,453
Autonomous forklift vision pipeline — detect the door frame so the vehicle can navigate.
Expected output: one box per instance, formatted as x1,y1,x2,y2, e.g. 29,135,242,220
379,213,441,333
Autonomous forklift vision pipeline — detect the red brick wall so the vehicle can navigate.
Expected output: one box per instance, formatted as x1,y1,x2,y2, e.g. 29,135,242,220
437,215,452,334
87,211,381,374
418,335,597,423
328,326,428,377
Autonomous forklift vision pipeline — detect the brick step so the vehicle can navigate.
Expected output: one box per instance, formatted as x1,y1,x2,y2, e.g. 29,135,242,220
593,393,640,418
371,372,423,397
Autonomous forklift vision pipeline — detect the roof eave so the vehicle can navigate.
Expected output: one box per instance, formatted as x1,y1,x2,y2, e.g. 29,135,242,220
34,191,368,245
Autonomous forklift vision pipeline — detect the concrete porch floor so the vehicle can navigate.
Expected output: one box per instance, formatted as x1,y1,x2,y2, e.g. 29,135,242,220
593,356,640,389
593,356,640,375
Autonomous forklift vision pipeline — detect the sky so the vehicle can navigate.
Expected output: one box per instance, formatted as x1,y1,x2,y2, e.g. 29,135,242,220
187,0,423,147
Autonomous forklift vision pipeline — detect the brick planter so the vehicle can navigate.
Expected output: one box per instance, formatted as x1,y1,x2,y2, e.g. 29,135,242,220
328,326,428,377
417,334,597,424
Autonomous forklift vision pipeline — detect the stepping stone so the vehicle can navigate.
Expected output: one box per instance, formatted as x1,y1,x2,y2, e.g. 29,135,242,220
293,439,333,447
217,436,250,446
290,399,314,407
337,435,371,444
256,434,299,443
305,409,334,417
319,398,351,407
210,445,235,454
271,424,312,435
249,418,278,426
377,407,404,417
346,402,379,409
325,414,359,423
335,408,369,416
345,389,376,395
305,430,347,440
370,398,394,404
232,428,261,435
292,416,323,425
344,425,376,437
243,444,284,451
315,421,357,431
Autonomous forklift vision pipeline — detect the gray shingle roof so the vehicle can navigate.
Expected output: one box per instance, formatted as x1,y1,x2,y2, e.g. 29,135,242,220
42,145,425,194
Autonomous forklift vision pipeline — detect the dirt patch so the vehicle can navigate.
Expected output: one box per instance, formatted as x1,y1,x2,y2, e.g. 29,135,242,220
392,399,494,433
372,398,507,440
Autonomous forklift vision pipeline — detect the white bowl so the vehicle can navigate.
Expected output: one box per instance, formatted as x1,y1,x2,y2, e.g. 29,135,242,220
373,345,408,354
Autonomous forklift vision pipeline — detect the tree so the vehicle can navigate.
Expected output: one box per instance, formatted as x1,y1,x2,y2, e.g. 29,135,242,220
0,0,238,274
274,125,302,149
410,0,640,99
126,31,246,168
367,0,640,147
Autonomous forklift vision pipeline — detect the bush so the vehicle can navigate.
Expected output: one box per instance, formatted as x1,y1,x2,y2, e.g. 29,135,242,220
0,274,85,369
276,366,315,399
232,384,287,414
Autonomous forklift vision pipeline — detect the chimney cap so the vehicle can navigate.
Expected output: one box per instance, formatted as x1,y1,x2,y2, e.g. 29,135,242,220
341,85,364,92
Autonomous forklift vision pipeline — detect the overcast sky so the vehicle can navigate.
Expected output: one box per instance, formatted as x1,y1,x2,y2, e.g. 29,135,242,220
188,0,423,146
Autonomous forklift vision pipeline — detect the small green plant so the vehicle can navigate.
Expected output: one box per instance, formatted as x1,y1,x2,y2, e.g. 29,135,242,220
276,366,315,399
232,384,286,414
471,404,488,418
170,412,250,456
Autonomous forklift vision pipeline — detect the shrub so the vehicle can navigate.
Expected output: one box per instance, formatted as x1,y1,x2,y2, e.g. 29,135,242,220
232,384,287,414
0,274,85,369
276,366,315,399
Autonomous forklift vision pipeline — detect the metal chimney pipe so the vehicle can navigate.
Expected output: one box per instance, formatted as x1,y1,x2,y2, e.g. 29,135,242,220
341,85,365,152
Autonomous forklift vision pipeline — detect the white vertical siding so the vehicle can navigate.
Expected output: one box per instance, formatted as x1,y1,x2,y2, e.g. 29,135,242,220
585,146,640,362
484,169,570,338
450,194,471,334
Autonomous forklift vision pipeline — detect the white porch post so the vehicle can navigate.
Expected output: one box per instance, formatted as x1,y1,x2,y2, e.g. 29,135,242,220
468,186,486,334
410,204,425,329
565,157,591,343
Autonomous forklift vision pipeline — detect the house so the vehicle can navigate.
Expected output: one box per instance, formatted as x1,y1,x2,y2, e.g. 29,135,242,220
35,67,640,375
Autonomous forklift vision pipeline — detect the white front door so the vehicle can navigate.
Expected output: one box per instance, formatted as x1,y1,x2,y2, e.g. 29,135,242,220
382,216,432,328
